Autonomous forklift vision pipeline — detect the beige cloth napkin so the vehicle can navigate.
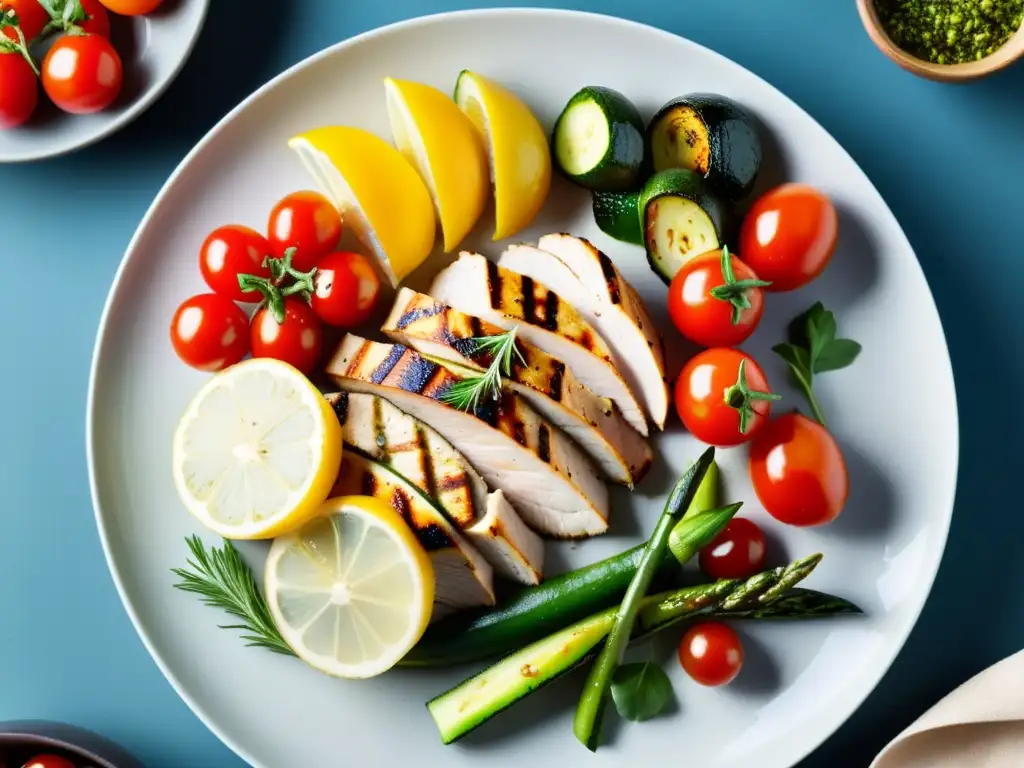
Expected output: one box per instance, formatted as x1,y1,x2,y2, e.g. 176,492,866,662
872,649,1024,767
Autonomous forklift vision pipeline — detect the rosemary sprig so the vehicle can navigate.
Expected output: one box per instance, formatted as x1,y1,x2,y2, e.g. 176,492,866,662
171,535,295,656
441,327,525,412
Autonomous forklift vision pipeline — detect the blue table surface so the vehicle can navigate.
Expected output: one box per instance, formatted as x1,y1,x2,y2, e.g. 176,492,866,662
2,1,1022,766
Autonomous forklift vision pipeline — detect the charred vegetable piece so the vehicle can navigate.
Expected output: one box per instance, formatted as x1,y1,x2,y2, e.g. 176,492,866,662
648,93,762,201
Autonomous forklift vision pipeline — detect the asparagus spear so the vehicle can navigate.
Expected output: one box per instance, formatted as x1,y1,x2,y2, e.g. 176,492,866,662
427,555,853,744
575,447,715,750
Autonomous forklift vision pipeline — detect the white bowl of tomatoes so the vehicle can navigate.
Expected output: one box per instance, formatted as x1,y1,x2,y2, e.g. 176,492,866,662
0,0,208,162
169,189,384,377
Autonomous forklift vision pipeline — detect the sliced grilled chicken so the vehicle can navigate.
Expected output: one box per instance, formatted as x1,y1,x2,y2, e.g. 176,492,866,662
381,288,651,485
331,451,495,620
429,252,648,436
326,335,609,538
324,391,543,583
504,234,669,430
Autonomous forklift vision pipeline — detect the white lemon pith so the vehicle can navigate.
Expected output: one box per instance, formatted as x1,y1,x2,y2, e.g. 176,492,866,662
384,77,489,253
265,496,435,678
172,359,342,540
454,71,551,241
288,126,436,286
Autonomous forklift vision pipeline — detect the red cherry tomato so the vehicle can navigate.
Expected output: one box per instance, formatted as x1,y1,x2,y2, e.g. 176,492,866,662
679,622,743,687
170,293,250,372
199,224,272,303
267,191,342,272
311,251,381,328
251,298,323,374
42,33,122,114
667,248,767,348
78,0,110,36
739,183,838,292
749,412,849,527
699,518,766,580
97,0,163,14
674,348,778,446
2,0,49,41
21,755,77,768
0,51,37,128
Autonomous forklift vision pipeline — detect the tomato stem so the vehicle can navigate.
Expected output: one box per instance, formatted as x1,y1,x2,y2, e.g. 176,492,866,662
0,10,40,75
723,359,781,434
709,246,771,325
236,248,316,325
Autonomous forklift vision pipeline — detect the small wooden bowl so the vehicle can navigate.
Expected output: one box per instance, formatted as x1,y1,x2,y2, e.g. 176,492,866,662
857,0,1024,82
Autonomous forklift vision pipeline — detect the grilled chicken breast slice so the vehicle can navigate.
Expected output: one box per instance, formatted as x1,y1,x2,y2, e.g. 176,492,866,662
429,252,648,436
326,335,609,538
331,451,495,620
381,288,651,485
324,391,543,583
505,234,669,429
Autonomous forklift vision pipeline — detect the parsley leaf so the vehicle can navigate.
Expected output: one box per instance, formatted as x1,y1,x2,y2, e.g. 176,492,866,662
609,662,674,722
773,302,861,427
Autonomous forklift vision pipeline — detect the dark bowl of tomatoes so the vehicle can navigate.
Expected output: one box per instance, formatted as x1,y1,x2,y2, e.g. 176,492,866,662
0,721,144,768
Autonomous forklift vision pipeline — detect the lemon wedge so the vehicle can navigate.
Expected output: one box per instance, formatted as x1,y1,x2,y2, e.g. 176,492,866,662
288,126,436,285
454,70,551,241
384,77,489,253
172,358,342,540
265,496,434,678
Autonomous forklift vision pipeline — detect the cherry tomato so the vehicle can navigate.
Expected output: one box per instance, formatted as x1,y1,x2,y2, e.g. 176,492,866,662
267,191,343,272
699,518,766,580
199,224,272,303
739,183,838,292
42,33,122,114
310,251,381,328
1,0,49,41
679,622,743,687
21,756,76,768
674,348,778,446
78,0,110,36
251,298,323,374
749,412,849,527
667,248,767,348
97,0,163,14
0,52,37,129
170,293,250,372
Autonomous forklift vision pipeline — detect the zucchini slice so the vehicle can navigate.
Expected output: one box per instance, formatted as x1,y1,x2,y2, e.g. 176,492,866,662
552,86,645,191
592,190,642,245
647,93,762,201
639,169,728,284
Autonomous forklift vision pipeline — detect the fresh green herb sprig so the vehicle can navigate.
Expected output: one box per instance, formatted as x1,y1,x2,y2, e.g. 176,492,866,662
172,535,295,656
610,662,673,722
773,302,861,427
440,328,525,412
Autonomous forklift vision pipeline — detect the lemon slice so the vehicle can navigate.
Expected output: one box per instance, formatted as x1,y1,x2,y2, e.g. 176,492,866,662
288,126,436,286
172,358,342,540
454,70,551,241
384,77,489,253
265,496,435,678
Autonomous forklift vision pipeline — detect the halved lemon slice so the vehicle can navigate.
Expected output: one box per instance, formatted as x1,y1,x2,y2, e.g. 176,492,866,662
172,358,342,540
384,77,489,253
265,496,435,678
288,126,436,286
454,70,551,241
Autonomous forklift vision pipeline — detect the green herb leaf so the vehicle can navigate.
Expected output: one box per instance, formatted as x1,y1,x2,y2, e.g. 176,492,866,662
440,327,524,412
774,302,861,427
171,535,295,656
610,662,673,722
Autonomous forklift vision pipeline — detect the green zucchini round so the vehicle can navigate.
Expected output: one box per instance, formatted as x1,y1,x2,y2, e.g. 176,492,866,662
552,86,646,192
639,168,729,284
647,93,762,201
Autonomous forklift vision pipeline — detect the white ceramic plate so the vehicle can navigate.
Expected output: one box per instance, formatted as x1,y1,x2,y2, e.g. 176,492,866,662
0,0,209,163
87,10,958,768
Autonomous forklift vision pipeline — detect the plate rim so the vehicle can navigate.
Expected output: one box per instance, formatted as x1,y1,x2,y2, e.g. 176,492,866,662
85,8,960,766
0,0,212,164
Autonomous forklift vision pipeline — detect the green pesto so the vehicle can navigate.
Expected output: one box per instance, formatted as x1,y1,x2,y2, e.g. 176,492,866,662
875,0,1024,64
